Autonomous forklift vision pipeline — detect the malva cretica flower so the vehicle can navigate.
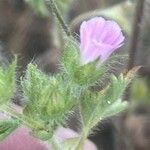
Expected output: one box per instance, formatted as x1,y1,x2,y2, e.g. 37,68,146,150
80,17,125,65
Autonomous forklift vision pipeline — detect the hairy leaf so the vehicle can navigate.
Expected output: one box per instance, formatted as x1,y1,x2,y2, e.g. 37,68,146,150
22,64,76,139
79,73,131,136
0,59,16,105
0,119,19,141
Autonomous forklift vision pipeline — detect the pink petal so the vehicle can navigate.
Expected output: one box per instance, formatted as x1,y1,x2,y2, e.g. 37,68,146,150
79,17,125,65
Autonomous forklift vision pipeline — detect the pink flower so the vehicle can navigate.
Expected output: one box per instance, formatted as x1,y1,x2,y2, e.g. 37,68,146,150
80,17,124,65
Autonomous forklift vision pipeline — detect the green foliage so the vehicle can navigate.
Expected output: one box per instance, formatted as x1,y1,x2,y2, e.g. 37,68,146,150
0,1,139,149
60,36,137,149
0,119,19,141
0,60,16,105
79,74,128,134
22,64,76,140
19,38,130,144
69,69,138,149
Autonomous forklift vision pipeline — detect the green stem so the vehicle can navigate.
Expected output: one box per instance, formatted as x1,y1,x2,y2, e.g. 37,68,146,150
74,137,84,150
72,130,88,150
45,0,71,36
71,102,90,150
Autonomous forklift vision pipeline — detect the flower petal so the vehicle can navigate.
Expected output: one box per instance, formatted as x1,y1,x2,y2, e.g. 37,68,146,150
79,17,125,65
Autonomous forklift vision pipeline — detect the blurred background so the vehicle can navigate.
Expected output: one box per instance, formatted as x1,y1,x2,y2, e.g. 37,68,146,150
0,0,150,149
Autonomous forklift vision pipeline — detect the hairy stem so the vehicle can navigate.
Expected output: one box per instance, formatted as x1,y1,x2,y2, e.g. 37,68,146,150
72,132,87,150
45,0,71,36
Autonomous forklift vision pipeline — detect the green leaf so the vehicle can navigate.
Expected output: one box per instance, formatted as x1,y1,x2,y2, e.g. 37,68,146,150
79,73,132,137
0,119,19,141
69,59,104,86
32,129,53,141
22,63,76,139
0,59,16,105
100,99,128,119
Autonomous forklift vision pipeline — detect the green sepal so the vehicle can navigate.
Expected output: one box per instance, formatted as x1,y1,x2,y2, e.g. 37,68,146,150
62,37,80,77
